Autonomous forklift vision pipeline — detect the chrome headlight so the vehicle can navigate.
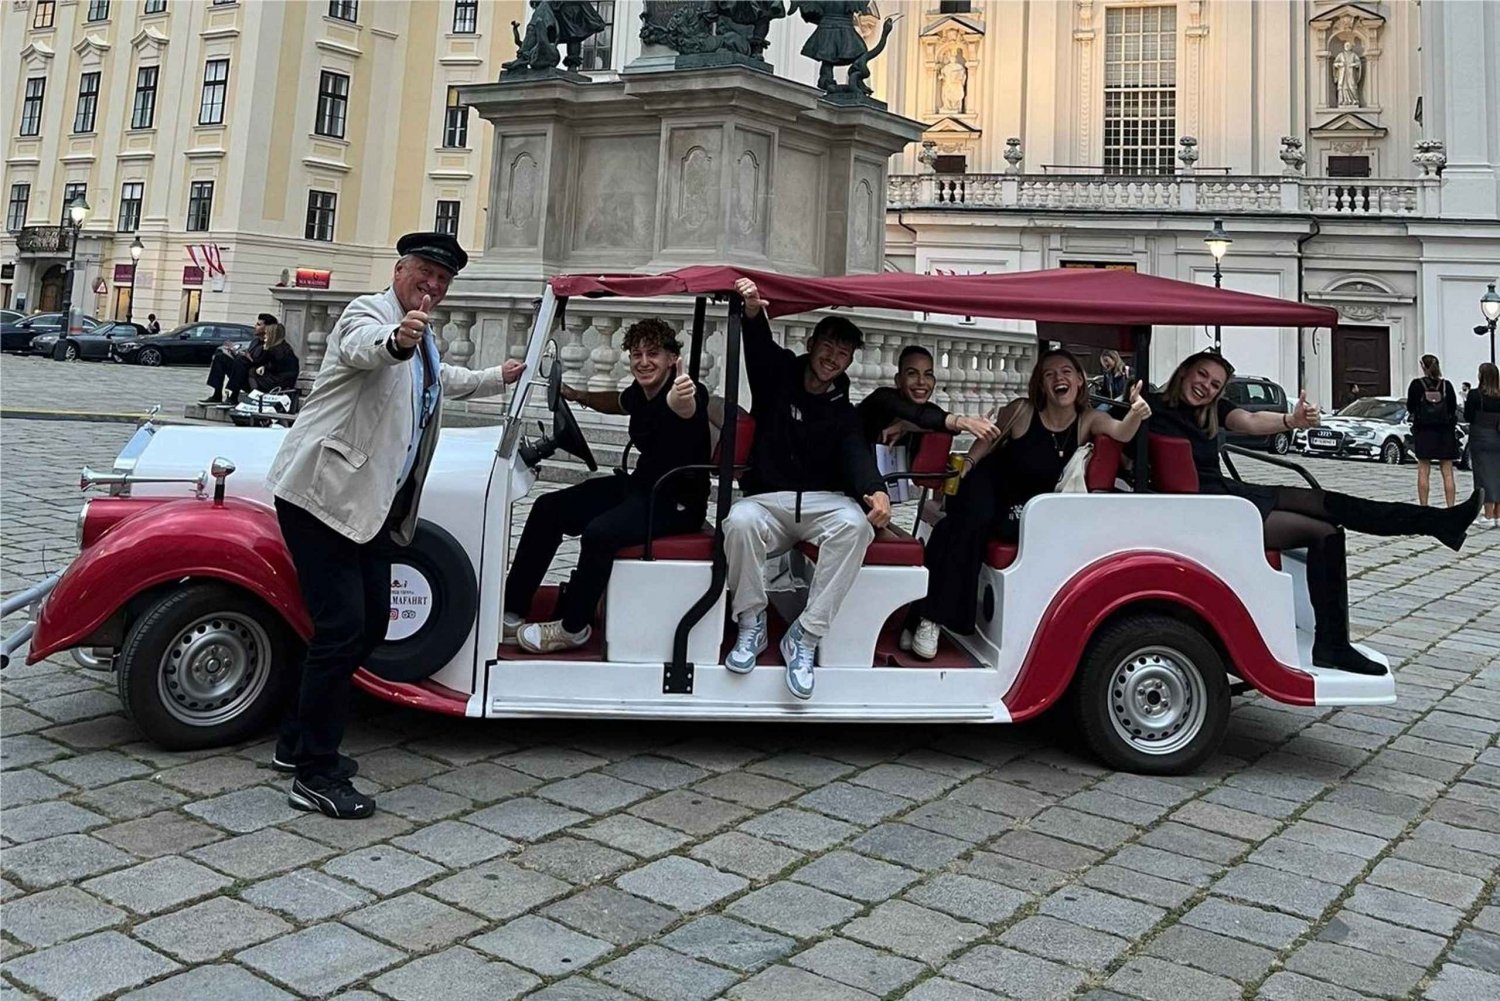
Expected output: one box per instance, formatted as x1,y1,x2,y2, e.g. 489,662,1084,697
115,342,139,352
75,499,91,547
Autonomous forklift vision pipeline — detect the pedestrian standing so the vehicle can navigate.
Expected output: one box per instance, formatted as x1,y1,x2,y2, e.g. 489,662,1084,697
264,232,524,818
146,313,161,335
1407,354,1459,507
1465,362,1500,529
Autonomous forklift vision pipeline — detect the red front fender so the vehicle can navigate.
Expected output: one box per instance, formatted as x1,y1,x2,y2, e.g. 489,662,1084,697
1003,551,1315,721
27,497,311,664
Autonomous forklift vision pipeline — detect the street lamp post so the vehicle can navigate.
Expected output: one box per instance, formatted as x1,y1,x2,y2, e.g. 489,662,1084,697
126,236,144,323
1204,217,1232,353
1479,282,1500,365
60,194,90,331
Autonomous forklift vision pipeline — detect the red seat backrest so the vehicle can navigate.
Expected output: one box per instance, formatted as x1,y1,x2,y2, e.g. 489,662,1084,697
1087,435,1124,492
907,431,955,490
1148,433,1201,494
710,411,755,468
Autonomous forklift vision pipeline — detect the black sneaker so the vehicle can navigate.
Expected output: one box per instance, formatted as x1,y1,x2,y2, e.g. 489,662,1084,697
288,774,376,819
270,750,359,780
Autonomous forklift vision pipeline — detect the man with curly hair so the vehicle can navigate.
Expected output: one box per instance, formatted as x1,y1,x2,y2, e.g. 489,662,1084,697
503,317,711,653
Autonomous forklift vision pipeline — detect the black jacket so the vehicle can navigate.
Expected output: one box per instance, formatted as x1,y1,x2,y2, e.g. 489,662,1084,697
252,341,300,391
740,311,884,504
856,386,949,443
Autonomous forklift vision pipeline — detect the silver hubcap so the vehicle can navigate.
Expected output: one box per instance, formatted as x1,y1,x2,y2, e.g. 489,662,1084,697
142,350,160,366
1384,444,1399,463
157,612,271,727
1107,646,1207,756
65,345,77,359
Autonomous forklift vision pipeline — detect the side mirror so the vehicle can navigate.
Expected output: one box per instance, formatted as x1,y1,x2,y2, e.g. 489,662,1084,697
209,457,235,504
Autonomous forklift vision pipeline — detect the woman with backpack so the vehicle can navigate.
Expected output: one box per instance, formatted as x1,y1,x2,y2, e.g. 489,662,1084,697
1407,354,1460,507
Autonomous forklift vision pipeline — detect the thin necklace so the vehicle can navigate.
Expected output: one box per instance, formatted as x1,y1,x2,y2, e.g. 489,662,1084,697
1040,410,1073,458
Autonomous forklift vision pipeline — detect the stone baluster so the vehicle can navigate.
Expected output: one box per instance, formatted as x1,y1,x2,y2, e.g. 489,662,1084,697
588,315,622,392
559,312,589,392
508,310,531,368
302,304,330,377
973,338,999,414
933,337,955,410
697,317,719,396
428,309,451,359
997,342,1022,400
447,309,475,369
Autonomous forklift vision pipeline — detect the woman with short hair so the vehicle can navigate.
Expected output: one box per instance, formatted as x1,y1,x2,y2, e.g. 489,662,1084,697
1407,354,1460,507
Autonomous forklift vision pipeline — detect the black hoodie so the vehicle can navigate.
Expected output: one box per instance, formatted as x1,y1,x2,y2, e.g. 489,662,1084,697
740,311,885,507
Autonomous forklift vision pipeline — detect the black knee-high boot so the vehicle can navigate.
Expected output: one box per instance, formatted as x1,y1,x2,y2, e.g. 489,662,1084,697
1305,531,1385,676
1321,489,1480,551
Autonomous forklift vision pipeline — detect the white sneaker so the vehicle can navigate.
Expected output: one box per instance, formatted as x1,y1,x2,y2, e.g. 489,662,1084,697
518,620,591,654
898,629,913,652
780,622,815,700
912,619,940,660
502,612,524,644
726,610,767,674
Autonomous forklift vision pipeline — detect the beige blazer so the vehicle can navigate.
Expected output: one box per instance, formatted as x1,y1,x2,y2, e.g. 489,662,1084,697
266,288,508,545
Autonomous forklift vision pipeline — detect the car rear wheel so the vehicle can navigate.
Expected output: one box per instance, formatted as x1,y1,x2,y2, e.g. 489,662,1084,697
1381,439,1403,465
1271,432,1291,455
116,583,296,750
1073,613,1229,775
62,341,80,361
138,346,163,366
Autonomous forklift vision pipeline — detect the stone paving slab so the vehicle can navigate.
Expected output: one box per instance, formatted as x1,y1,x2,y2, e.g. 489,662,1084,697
2,407,1498,1001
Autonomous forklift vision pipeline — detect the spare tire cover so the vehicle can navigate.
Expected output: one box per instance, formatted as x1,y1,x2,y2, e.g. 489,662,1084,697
366,520,479,682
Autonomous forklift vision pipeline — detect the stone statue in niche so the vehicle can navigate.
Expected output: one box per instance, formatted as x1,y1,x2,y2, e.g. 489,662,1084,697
1333,40,1363,107
501,0,607,77
938,49,967,114
789,1,872,91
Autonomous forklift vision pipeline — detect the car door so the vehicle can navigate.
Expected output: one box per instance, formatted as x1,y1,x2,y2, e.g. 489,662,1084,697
178,323,216,363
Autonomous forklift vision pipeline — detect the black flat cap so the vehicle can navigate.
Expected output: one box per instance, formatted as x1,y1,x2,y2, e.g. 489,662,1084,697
396,231,468,274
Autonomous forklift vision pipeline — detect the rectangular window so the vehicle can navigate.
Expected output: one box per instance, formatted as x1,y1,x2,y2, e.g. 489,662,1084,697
6,184,29,232
87,1,110,21
314,71,350,138
74,72,101,134
1328,155,1371,178
453,0,477,33
132,66,159,129
443,87,469,148
434,199,460,236
20,78,46,136
328,0,358,22
144,0,167,13
186,181,213,231
1103,5,1177,176
305,190,337,241
33,0,55,29
61,182,87,225
119,181,144,232
578,1,615,71
199,58,229,125
938,1,972,12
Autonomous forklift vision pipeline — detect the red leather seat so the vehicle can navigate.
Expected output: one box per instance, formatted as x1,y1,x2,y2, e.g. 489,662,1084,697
1148,433,1201,493
797,528,925,566
985,541,1018,569
908,431,955,489
618,413,754,562
1087,435,1125,491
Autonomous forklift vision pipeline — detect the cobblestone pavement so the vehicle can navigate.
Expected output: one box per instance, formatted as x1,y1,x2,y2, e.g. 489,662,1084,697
0,354,209,418
1,406,1497,1001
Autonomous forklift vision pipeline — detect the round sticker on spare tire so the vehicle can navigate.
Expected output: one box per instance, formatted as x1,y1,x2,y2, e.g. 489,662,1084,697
388,565,434,642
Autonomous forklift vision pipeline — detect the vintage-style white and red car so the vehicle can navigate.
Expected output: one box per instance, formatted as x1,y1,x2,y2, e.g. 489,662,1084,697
10,267,1395,775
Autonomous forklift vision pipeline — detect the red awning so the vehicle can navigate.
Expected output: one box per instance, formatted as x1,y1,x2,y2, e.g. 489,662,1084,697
548,265,1338,328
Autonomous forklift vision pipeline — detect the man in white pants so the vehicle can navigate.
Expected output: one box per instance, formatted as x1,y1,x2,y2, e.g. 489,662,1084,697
724,278,891,699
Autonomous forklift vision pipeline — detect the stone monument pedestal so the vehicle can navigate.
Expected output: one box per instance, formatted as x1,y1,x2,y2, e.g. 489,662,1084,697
457,67,923,294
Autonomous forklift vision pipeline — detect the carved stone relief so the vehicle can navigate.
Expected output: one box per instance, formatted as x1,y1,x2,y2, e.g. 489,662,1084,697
733,151,760,237
506,152,538,228
676,146,713,231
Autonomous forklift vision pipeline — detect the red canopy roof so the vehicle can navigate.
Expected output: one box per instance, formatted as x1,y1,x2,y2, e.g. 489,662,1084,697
549,265,1338,328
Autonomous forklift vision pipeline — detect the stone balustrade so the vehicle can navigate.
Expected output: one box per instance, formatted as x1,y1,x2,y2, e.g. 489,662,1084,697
271,288,1037,422
889,172,1440,218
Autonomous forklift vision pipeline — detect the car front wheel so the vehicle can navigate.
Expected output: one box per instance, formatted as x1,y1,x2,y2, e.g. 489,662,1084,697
1073,612,1230,775
137,346,163,366
1381,439,1403,465
1271,432,1291,455
116,583,296,750
62,341,80,361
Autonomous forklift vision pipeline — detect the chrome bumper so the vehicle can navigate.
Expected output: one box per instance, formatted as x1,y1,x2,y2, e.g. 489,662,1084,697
1,573,60,669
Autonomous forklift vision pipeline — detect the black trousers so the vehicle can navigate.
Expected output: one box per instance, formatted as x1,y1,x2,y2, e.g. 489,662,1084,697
275,497,396,780
914,456,1012,633
505,476,703,633
207,350,255,394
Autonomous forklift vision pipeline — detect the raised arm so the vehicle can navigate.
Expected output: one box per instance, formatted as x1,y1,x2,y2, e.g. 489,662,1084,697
1224,389,1319,435
561,384,626,415
967,398,1027,465
1083,380,1153,443
735,278,795,395
328,294,414,371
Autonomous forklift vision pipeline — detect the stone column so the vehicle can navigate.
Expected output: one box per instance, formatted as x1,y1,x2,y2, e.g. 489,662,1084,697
447,310,476,369
589,315,622,392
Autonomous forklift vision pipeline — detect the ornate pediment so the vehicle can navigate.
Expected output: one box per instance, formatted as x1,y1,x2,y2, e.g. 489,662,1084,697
1311,112,1387,139
18,41,55,71
132,26,169,58
73,33,112,66
919,14,985,38
1310,3,1385,32
925,116,981,136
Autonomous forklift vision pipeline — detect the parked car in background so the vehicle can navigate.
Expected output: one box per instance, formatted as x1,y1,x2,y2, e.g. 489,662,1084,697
1,313,101,353
0,309,23,325
1223,374,1293,453
33,321,151,361
111,322,254,366
1294,395,1470,468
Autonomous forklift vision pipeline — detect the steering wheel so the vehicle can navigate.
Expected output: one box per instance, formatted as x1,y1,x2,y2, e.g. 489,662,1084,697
519,349,597,472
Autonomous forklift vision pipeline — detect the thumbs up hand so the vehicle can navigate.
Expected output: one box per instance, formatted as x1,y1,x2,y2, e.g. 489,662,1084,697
667,360,697,417
1127,380,1152,421
395,294,430,350
1290,389,1321,428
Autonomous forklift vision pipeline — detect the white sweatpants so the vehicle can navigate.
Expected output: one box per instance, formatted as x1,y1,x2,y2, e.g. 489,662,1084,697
724,491,875,640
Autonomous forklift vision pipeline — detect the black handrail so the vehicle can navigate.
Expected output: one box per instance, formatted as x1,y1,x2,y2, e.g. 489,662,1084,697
641,461,748,561
1222,443,1322,489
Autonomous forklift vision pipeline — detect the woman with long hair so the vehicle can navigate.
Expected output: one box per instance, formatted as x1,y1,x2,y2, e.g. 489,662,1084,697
905,348,1151,659
1151,351,1479,676
1464,362,1500,528
1407,354,1460,506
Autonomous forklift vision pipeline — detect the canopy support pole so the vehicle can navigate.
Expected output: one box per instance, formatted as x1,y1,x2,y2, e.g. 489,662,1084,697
688,296,707,381
1133,328,1152,492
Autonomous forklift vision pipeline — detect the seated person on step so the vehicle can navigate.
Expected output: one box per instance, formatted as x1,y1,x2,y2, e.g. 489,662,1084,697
723,278,891,701
204,315,299,405
1148,350,1479,676
503,318,711,653
904,348,1150,659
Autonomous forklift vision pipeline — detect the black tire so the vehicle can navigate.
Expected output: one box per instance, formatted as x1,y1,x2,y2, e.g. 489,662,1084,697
138,346,163,366
1073,612,1230,775
62,341,80,361
116,582,296,750
1381,438,1403,465
1271,432,1291,455
365,520,479,682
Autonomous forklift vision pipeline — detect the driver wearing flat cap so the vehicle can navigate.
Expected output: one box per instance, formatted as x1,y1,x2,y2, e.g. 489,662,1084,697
266,231,524,820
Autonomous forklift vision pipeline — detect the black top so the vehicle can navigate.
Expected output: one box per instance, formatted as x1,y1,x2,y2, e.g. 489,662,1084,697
255,341,300,391
620,379,712,513
1466,389,1500,427
1407,377,1457,429
1146,392,1240,488
994,409,1079,512
740,312,884,501
855,386,949,443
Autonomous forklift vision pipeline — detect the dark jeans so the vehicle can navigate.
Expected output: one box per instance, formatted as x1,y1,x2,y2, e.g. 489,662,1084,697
505,476,704,633
275,497,396,780
207,350,254,395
